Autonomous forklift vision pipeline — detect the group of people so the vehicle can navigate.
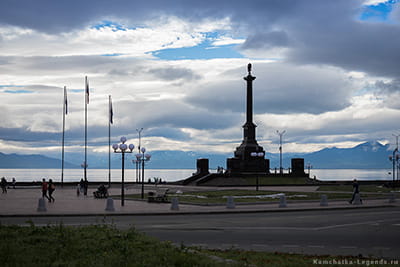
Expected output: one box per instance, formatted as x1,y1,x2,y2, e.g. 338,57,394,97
1,177,16,193
76,178,89,196
41,178,56,202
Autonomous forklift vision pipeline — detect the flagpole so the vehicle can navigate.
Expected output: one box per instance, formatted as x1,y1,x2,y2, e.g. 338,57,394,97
61,86,66,188
84,77,88,185
108,95,111,188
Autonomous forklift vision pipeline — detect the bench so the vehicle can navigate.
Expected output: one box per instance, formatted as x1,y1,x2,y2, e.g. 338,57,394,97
148,189,169,203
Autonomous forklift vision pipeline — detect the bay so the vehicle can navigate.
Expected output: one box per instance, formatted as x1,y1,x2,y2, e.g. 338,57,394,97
0,168,394,183
0,169,194,183
310,169,393,181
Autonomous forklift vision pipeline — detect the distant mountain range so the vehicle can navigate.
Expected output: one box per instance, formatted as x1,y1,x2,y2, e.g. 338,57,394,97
0,152,78,169
301,141,392,169
0,141,394,169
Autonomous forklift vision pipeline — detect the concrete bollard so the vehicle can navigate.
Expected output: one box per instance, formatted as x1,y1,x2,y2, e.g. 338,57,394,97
320,194,328,206
37,198,47,212
279,194,287,208
353,193,362,205
388,193,396,203
226,196,235,209
170,197,179,211
105,198,115,211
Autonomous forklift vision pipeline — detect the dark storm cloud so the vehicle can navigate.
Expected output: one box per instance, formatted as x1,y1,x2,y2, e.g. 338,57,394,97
3,0,397,80
237,1,400,79
0,0,101,33
0,0,297,33
0,127,59,143
241,31,291,50
287,22,400,78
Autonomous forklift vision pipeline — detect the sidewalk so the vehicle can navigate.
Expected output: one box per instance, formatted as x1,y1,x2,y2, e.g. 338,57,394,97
0,185,398,217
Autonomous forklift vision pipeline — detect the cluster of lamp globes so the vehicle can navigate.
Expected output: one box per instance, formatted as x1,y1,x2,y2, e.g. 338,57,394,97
112,136,151,161
250,152,264,157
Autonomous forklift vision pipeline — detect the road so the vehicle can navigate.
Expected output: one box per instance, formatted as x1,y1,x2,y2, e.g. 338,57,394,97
1,207,399,259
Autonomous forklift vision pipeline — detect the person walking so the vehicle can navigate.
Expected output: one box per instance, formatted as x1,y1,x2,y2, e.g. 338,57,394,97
79,178,84,194
349,179,362,204
12,177,16,189
48,179,55,203
1,177,7,193
83,179,88,196
76,183,80,196
41,178,50,201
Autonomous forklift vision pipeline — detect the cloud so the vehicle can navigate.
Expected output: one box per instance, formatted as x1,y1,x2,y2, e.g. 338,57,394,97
0,16,235,58
375,79,400,93
0,126,61,144
187,62,355,115
374,79,400,109
146,127,191,141
148,67,201,81
115,98,238,131
241,31,290,50
2,0,398,79
0,0,399,157
211,36,245,46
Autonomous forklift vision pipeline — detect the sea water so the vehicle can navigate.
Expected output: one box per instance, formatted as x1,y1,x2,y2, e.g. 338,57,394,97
0,168,394,183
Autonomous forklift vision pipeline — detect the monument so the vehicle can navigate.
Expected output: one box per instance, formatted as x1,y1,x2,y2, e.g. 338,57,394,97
226,63,269,174
181,63,308,186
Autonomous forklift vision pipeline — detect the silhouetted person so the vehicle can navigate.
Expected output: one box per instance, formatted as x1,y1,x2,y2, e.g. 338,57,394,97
48,179,55,203
83,179,88,196
349,179,362,204
41,178,50,200
12,177,16,189
1,177,7,193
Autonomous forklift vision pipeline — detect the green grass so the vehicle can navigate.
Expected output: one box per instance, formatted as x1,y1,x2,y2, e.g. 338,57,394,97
0,224,229,267
1,224,393,267
123,189,355,204
242,176,312,185
201,249,399,267
317,185,395,193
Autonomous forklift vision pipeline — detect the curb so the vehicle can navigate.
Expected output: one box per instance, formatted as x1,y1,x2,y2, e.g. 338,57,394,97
0,204,396,218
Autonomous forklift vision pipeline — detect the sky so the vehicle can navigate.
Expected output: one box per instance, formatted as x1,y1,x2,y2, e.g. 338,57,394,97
0,0,399,162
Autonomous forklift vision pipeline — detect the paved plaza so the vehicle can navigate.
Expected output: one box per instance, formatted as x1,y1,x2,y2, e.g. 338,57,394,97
0,184,397,216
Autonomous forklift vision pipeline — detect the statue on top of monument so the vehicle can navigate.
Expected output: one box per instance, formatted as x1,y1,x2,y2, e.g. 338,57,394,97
247,63,252,74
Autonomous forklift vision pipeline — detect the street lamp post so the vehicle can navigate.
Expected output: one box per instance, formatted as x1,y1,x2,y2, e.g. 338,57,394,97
397,154,400,182
393,134,400,182
306,162,312,176
389,148,398,189
136,128,143,183
112,136,135,206
250,152,264,191
276,130,286,175
136,147,151,199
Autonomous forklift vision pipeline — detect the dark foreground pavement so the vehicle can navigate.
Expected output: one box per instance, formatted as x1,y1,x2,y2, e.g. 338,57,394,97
1,185,399,260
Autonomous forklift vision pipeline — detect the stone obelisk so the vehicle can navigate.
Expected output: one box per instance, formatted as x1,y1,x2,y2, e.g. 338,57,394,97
226,63,268,174
243,63,257,144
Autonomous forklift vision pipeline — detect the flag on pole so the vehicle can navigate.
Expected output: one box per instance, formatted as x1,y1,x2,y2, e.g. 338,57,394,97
109,95,113,124
64,86,68,115
85,76,90,104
